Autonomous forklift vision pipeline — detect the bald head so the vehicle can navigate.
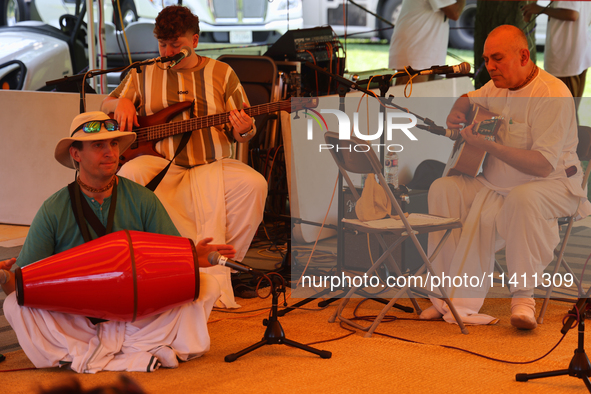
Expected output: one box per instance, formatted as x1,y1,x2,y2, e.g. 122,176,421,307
482,24,534,89
487,25,529,54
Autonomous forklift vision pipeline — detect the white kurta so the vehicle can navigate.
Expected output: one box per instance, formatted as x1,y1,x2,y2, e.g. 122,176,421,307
4,273,221,373
427,69,591,324
119,156,267,309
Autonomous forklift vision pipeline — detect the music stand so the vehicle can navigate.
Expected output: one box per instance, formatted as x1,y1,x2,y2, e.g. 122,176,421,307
515,287,591,391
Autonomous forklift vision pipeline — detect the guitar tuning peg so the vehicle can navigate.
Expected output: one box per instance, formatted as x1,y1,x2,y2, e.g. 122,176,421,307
293,111,300,120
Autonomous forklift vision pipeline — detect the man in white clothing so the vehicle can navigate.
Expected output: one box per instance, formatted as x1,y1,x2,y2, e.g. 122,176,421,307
523,1,591,114
388,0,465,84
422,25,591,330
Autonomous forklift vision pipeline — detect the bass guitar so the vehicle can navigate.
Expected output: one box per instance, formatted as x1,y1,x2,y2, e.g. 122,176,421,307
115,97,319,166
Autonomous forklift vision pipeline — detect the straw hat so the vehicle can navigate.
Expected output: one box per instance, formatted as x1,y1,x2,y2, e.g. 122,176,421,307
54,111,136,169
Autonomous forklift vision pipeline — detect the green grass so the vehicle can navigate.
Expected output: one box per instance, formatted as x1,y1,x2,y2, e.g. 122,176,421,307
342,38,473,72
342,39,390,72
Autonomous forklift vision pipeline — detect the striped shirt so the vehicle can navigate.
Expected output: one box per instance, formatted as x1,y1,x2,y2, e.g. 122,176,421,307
109,57,253,167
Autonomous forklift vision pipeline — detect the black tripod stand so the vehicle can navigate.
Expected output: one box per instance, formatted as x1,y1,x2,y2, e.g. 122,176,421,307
516,296,591,391
225,274,332,362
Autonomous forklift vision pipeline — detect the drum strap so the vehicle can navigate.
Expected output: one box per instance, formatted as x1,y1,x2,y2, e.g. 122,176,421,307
145,130,192,192
67,180,118,325
67,178,118,243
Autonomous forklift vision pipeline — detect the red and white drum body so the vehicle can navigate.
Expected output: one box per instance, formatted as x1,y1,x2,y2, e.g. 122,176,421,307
15,230,200,322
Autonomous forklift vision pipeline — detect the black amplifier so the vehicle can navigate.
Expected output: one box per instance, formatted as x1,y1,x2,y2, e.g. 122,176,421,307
264,26,345,96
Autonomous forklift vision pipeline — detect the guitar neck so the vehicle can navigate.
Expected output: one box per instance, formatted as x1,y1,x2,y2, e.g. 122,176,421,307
138,100,291,142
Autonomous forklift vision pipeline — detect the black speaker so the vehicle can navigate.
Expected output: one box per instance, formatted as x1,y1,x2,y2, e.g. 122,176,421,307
264,26,336,61
263,26,345,96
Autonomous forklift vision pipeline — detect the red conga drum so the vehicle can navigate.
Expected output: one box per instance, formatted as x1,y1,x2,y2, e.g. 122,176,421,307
14,230,200,322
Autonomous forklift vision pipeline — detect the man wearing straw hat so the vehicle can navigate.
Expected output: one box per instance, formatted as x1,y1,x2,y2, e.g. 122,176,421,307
0,111,234,373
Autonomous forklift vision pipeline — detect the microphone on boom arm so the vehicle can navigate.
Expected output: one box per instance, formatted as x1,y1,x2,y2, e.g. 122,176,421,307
156,46,192,68
405,62,471,76
415,124,461,140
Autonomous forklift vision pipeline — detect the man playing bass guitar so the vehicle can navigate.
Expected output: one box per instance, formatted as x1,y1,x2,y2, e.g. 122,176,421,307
422,25,591,330
101,5,267,308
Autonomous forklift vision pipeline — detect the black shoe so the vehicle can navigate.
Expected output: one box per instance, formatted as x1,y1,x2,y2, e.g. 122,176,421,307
233,284,257,299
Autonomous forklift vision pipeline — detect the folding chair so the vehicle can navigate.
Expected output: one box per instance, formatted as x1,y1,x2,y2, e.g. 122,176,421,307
217,55,283,163
324,132,468,336
103,21,159,88
537,125,591,324
105,21,159,67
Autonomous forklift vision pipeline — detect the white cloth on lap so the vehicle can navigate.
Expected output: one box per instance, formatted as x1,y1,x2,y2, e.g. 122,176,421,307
4,273,220,373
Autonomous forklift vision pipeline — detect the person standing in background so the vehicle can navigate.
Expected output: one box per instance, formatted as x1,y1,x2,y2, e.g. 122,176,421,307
388,0,466,84
523,1,591,117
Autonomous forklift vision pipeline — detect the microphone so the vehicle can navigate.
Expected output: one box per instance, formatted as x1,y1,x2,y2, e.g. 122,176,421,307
207,251,265,277
165,46,192,69
409,62,471,76
415,124,461,140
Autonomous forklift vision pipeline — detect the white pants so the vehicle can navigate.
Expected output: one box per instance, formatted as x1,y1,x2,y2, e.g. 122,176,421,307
119,156,268,308
427,175,579,324
4,273,220,373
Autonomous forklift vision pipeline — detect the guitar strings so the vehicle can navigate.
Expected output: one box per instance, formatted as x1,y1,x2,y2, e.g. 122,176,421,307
131,100,298,143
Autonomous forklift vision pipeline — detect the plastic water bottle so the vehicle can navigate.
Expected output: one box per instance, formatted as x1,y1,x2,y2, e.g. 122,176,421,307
384,150,398,189
361,174,367,188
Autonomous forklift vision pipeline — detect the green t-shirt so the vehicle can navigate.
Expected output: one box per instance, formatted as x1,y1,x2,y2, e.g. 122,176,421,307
17,177,180,267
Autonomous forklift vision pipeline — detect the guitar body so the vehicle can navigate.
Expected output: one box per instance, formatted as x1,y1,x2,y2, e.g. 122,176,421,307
443,105,503,177
118,101,194,166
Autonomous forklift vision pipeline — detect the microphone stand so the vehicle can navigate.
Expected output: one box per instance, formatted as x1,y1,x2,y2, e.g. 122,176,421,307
279,64,419,317
305,62,444,128
225,274,332,362
515,288,591,391
45,56,176,113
